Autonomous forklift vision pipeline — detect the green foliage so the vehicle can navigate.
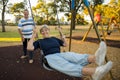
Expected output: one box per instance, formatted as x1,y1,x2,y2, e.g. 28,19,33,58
94,0,104,5
76,14,88,25
49,17,57,25
35,16,44,25
10,2,24,14
6,23,17,26
94,0,120,24
9,2,24,23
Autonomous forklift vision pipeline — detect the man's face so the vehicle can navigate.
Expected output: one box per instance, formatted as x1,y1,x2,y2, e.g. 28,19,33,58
24,10,29,18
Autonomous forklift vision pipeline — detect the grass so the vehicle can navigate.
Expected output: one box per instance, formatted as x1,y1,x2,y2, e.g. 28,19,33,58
0,25,70,46
0,25,71,40
0,31,20,38
0,26,20,38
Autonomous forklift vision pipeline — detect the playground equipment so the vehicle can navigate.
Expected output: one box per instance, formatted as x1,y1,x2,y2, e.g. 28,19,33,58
98,17,120,41
72,0,114,80
81,13,105,42
107,17,120,35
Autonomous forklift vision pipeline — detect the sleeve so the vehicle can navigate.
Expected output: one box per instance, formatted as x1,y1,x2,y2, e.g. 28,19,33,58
53,37,64,46
33,40,40,50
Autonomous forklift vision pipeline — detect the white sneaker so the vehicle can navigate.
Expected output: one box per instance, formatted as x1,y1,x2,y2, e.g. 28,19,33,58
95,41,106,66
29,59,33,63
20,55,28,59
92,61,113,80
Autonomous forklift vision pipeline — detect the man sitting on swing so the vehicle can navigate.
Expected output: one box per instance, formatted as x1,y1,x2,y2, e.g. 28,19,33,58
27,25,113,80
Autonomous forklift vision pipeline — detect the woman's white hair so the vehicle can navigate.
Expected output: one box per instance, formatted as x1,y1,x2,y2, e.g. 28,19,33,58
40,24,49,32
41,24,48,28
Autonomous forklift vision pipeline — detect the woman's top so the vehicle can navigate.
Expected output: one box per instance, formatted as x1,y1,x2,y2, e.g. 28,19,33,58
33,37,64,56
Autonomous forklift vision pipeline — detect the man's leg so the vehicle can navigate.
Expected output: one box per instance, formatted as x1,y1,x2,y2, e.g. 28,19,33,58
28,51,34,63
21,39,28,59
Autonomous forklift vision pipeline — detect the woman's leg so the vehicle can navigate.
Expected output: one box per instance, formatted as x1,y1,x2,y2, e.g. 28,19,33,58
82,67,95,76
95,41,106,66
46,53,86,77
46,53,113,79
61,52,90,66
61,41,106,66
82,61,113,80
87,41,107,66
87,55,95,63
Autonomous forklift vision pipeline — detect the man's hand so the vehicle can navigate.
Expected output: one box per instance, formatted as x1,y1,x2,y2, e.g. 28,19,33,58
21,36,24,42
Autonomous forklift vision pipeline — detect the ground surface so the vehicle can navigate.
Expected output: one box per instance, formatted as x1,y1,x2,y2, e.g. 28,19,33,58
0,26,120,80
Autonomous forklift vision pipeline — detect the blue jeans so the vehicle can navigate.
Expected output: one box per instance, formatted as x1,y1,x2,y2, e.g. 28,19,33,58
45,52,89,77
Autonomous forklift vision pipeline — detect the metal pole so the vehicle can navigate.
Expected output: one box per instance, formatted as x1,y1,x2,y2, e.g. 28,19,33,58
83,0,101,42
82,24,93,41
69,0,75,51
28,0,34,20
54,0,63,37
87,7,102,42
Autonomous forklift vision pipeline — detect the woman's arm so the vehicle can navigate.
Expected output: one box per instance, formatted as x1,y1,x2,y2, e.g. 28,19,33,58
57,27,67,47
27,30,37,51
61,35,67,47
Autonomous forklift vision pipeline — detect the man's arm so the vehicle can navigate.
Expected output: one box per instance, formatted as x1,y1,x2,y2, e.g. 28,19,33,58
18,29,24,42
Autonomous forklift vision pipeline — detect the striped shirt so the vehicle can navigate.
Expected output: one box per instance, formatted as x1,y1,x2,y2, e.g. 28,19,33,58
18,17,35,38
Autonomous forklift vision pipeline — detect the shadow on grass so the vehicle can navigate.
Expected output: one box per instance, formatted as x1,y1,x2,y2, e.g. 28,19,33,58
67,36,120,48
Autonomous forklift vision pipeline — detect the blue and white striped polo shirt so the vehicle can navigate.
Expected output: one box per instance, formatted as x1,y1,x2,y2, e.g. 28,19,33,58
18,17,35,38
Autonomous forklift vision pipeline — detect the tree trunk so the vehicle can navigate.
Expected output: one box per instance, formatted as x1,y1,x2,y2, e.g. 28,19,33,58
1,3,6,32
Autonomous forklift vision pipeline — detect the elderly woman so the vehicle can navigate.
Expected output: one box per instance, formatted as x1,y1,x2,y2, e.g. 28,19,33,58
27,25,113,80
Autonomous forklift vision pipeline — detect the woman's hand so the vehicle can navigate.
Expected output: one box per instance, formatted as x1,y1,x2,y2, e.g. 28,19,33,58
56,27,67,47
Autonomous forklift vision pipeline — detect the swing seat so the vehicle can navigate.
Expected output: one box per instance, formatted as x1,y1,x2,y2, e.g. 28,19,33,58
107,31,112,35
42,57,53,71
43,63,53,71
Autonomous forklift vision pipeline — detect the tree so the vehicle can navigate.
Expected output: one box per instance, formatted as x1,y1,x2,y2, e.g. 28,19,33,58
94,0,120,24
55,0,83,29
34,0,56,24
10,2,24,23
93,0,104,6
0,0,8,32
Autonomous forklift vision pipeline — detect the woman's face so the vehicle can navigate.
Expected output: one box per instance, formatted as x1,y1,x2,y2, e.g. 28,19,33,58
40,27,50,38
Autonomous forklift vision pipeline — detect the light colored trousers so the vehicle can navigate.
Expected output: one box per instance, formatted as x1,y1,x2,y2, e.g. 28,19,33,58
45,52,89,77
